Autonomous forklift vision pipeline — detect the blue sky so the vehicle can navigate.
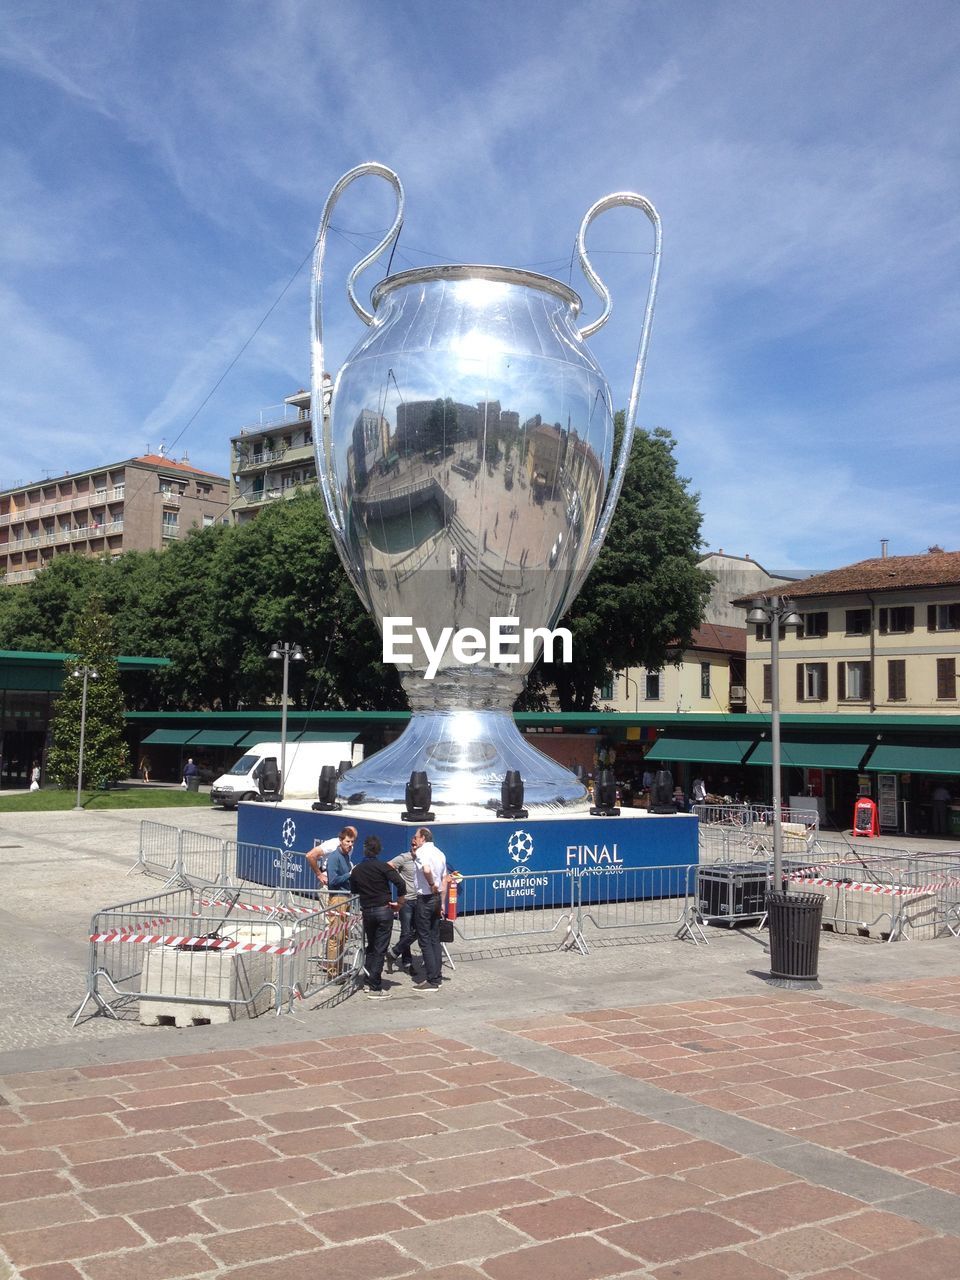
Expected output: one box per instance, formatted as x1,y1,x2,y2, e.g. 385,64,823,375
2,0,958,570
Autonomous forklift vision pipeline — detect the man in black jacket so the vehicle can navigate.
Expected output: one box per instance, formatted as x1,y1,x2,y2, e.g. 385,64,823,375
349,835,406,999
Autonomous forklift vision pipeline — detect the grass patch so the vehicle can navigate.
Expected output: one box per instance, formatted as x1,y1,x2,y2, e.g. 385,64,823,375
0,787,213,812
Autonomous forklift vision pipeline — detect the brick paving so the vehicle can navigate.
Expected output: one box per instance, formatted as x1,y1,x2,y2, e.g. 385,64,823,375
0,978,957,1278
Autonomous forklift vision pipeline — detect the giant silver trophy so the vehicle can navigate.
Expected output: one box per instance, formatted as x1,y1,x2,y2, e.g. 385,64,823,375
312,164,660,811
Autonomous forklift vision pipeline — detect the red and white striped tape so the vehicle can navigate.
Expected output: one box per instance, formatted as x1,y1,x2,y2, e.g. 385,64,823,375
788,872,960,898
89,925,337,956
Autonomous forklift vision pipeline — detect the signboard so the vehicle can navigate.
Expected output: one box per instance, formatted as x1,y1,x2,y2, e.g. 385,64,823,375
877,773,899,832
235,804,698,909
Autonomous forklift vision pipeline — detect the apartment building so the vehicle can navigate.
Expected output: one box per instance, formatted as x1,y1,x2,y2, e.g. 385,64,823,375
229,385,326,524
597,623,748,717
0,454,228,585
739,549,960,715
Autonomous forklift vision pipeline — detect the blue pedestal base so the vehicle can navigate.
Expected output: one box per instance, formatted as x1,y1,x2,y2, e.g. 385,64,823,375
236,801,698,903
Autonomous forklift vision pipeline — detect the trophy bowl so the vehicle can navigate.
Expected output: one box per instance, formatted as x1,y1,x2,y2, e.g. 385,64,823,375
312,165,661,811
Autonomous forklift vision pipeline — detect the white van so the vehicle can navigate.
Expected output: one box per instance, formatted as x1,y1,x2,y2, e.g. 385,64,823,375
210,739,356,809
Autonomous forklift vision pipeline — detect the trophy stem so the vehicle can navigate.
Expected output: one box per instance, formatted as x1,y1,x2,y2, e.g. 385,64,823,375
339,708,589,812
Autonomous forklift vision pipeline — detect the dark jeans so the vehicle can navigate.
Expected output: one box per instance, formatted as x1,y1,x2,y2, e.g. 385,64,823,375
362,906,395,991
391,898,416,965
414,893,442,985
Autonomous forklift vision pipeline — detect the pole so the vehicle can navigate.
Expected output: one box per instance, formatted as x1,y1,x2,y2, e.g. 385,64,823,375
769,598,783,891
279,649,289,799
75,668,89,811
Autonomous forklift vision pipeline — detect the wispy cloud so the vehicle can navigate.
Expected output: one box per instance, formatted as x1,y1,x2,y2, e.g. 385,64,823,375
0,0,957,570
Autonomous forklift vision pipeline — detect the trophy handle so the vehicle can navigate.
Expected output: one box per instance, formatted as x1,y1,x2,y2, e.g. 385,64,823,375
311,163,404,596
575,192,662,569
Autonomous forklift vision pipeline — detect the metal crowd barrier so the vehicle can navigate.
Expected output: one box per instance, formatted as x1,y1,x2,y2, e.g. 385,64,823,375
130,820,287,892
73,884,364,1026
450,870,584,951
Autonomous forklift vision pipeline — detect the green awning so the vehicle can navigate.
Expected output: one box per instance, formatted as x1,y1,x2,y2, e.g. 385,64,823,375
864,745,960,776
747,741,869,770
237,731,280,748
644,737,754,765
294,732,357,744
186,730,247,747
141,728,196,746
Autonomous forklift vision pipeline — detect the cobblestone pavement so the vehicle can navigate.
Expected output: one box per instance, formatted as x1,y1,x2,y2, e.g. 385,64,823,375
0,976,958,1277
1,807,958,1277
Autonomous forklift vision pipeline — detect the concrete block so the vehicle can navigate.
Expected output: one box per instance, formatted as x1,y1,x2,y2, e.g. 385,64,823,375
139,930,277,1026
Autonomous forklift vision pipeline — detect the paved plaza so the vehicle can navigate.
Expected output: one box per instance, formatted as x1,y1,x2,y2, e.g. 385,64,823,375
0,805,958,1278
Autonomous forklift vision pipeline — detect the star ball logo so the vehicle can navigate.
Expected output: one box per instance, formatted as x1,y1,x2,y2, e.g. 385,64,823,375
507,829,534,866
281,817,297,848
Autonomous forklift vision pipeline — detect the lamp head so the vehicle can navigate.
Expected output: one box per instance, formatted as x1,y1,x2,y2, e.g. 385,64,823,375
267,642,282,660
745,597,768,625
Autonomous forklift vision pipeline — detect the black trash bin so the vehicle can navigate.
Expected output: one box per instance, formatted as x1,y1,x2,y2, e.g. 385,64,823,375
186,777,200,793
766,891,824,980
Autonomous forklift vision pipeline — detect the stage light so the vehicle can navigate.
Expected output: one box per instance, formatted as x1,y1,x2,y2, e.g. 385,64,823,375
590,767,621,817
497,770,528,819
402,770,435,822
312,764,342,812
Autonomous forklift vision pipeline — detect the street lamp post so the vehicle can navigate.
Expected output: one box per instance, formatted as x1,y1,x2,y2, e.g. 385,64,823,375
745,596,802,890
622,672,640,713
74,665,98,811
267,641,305,796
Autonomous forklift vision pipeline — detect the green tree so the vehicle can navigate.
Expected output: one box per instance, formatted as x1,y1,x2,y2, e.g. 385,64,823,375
47,597,130,787
0,555,106,652
544,417,711,711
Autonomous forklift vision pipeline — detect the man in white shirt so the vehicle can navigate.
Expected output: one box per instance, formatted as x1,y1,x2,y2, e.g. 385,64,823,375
410,827,447,991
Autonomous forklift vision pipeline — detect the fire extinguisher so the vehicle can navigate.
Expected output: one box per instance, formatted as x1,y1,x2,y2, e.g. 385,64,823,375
447,874,460,920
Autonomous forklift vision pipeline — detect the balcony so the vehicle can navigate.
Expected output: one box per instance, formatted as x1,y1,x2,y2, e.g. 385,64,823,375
160,490,181,507
234,446,288,472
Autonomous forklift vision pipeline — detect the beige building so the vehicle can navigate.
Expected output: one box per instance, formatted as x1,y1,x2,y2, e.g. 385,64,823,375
0,454,228,586
597,623,748,716
737,549,960,715
229,386,326,524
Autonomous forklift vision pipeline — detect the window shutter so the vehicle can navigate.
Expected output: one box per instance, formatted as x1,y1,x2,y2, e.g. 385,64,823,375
928,604,937,631
837,663,846,701
763,665,771,701
821,664,828,701
797,664,804,702
863,664,872,701
904,607,914,634
878,608,888,634
951,603,960,629
937,658,956,700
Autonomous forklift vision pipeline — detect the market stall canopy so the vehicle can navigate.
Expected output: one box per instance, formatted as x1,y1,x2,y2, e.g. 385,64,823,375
863,744,960,776
643,737,755,765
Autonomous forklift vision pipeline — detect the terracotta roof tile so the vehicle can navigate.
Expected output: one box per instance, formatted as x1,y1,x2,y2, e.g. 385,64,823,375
732,551,960,604
685,622,747,655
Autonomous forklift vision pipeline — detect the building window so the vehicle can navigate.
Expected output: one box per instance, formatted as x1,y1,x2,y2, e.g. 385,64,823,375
801,611,828,638
762,664,771,702
202,514,214,528
937,657,957,700
797,662,828,702
878,606,914,635
645,670,661,701
845,608,871,635
161,511,179,537
887,659,906,701
754,622,787,641
928,603,960,631
599,678,613,701
838,661,871,702
700,663,710,699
